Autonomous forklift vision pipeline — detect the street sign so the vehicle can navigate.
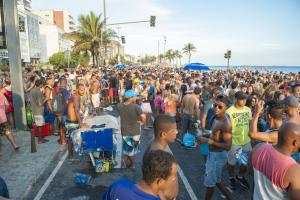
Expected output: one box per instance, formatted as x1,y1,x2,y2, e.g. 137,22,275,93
0,0,6,49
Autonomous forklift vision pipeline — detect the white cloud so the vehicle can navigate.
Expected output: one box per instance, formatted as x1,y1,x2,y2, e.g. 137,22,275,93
142,1,172,17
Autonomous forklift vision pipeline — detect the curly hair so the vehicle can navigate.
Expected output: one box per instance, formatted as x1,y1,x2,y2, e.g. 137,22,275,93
142,150,176,185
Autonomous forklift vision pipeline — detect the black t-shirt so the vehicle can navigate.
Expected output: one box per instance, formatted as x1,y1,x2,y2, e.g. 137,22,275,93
110,77,117,88
125,78,133,90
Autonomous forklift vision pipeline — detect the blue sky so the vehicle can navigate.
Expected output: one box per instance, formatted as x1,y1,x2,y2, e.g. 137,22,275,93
32,0,300,66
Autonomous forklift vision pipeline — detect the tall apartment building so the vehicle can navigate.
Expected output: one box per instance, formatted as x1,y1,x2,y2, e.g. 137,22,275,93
33,10,75,33
17,0,31,11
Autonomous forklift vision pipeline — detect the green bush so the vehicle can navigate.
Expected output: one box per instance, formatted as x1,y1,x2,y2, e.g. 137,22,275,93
49,51,90,68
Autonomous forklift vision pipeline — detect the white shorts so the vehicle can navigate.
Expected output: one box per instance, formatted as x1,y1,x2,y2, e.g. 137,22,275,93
118,89,125,97
34,115,45,127
91,93,100,108
141,102,152,113
228,142,252,165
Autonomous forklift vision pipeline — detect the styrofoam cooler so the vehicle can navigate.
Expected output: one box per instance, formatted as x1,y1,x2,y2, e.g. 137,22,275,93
81,128,114,153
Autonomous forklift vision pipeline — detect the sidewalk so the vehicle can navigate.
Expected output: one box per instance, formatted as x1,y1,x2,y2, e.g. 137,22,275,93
0,131,65,200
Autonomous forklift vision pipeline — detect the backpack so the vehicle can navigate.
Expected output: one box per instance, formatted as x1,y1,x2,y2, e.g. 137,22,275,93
52,87,64,114
205,107,216,131
148,85,155,101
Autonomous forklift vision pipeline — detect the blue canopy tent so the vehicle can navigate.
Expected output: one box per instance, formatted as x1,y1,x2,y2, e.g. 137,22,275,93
115,64,125,70
183,63,211,71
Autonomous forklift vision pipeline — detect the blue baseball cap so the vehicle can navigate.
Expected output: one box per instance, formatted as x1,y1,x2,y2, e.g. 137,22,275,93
124,90,137,99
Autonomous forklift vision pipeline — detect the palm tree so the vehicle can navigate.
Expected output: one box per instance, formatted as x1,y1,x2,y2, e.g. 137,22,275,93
64,11,117,67
182,43,196,64
173,50,182,67
165,49,174,65
158,54,164,64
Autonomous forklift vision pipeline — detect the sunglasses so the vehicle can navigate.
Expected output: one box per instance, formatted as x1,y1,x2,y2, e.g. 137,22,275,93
214,104,224,110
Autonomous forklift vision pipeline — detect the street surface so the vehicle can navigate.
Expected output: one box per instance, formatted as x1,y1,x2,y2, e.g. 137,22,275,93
9,108,250,200
22,111,253,200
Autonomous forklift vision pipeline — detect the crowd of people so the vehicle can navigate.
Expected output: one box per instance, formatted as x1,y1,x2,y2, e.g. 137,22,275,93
0,66,300,199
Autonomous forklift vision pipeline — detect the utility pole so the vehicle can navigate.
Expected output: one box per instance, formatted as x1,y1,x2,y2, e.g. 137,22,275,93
116,26,121,64
103,0,107,29
3,0,26,130
157,40,160,63
163,35,166,64
163,36,166,55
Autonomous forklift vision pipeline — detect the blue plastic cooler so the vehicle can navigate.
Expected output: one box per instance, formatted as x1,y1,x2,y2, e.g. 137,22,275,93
81,128,114,153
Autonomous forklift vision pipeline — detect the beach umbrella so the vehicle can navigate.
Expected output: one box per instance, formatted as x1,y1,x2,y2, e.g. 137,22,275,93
183,63,211,71
115,64,125,69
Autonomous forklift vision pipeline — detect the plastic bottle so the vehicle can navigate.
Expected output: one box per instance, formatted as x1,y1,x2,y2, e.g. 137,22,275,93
234,147,248,166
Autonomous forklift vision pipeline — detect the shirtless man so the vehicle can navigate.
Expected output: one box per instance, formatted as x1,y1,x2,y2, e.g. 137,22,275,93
90,74,100,115
198,95,232,200
65,84,88,158
180,87,201,141
143,115,179,200
251,123,300,199
283,96,300,124
283,95,300,162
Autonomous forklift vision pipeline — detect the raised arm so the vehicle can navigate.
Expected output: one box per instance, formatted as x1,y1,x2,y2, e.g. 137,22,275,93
249,101,278,144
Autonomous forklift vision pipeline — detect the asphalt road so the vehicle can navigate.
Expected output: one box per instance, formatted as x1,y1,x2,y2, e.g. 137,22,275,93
24,112,253,200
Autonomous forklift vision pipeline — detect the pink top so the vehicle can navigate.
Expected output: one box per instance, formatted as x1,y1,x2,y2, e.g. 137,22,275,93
252,143,297,200
0,93,8,124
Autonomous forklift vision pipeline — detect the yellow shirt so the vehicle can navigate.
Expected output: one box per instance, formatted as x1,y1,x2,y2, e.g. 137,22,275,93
226,105,252,145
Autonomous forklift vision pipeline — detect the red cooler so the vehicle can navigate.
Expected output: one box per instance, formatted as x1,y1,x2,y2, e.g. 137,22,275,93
33,123,51,137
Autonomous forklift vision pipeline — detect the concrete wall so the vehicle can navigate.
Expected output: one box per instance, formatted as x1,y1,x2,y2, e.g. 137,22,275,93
33,10,54,24
53,11,64,31
39,23,72,63
39,24,60,63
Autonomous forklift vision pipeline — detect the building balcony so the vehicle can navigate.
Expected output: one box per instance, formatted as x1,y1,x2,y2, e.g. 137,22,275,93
69,20,75,25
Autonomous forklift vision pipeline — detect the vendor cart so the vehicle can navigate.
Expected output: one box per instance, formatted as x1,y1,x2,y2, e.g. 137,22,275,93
71,114,122,171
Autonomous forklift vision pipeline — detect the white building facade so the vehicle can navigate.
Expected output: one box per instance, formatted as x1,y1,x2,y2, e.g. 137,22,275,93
38,21,72,63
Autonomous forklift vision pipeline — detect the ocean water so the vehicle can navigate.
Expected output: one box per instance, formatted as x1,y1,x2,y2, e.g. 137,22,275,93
210,66,300,74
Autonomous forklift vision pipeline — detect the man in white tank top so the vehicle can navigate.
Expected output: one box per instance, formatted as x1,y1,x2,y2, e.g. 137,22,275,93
251,123,300,200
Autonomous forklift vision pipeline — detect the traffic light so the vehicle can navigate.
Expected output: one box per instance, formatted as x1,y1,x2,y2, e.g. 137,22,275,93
150,16,156,27
227,50,231,58
224,53,228,59
121,36,125,44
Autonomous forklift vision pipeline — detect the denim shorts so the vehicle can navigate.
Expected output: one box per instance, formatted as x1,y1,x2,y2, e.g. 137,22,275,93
204,151,228,187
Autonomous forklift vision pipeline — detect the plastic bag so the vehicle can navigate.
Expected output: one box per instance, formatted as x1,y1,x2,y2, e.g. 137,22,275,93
183,133,195,147
74,173,91,185
234,147,248,166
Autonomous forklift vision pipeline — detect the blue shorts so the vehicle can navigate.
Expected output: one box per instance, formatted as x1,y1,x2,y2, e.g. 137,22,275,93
204,151,228,187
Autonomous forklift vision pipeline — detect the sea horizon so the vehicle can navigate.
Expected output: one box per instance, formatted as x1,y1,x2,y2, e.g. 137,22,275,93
210,65,300,73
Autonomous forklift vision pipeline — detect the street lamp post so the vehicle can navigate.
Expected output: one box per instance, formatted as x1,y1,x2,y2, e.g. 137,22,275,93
3,0,26,130
157,40,160,63
163,35,166,64
103,0,107,30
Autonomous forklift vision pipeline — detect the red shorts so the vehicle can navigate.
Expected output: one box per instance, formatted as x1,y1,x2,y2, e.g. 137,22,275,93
109,88,117,97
